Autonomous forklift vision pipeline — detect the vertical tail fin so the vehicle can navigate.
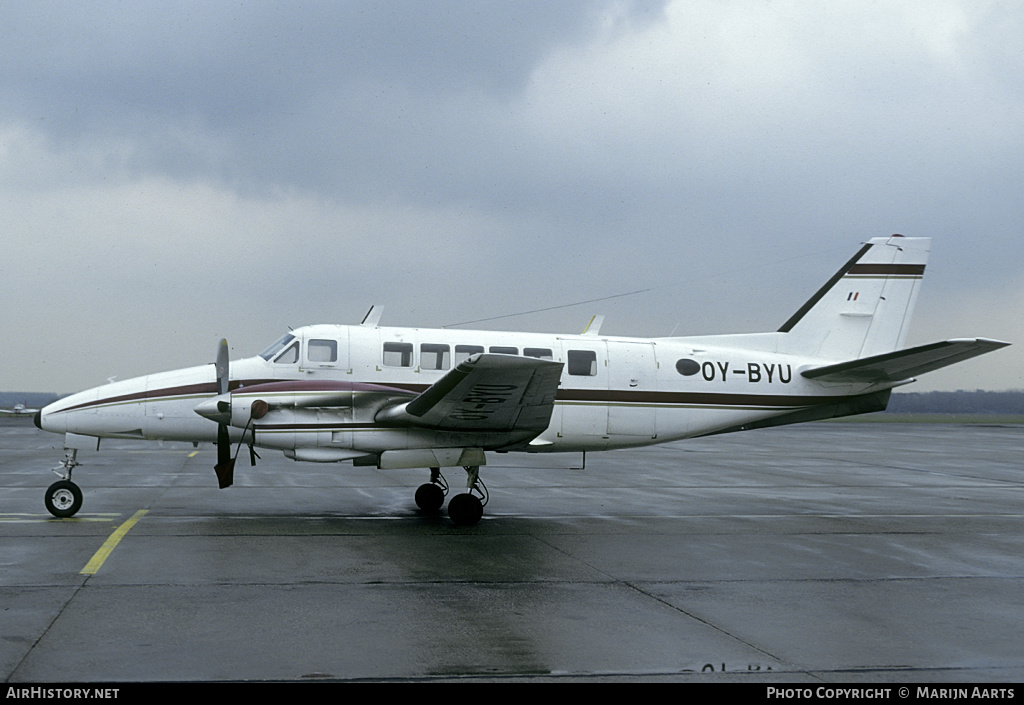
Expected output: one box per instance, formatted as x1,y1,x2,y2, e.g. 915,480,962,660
778,236,929,360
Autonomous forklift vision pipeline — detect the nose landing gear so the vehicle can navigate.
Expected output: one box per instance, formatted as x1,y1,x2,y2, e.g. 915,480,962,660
45,449,83,518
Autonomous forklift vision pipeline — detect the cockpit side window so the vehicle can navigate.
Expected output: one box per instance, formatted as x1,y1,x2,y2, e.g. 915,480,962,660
259,334,296,361
274,341,300,364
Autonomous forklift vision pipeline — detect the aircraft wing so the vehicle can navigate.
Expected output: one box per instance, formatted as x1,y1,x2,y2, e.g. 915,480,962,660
376,353,564,432
801,338,1010,384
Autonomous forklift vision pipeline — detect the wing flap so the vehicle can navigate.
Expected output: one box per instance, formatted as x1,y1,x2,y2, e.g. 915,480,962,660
377,353,564,432
801,338,1010,383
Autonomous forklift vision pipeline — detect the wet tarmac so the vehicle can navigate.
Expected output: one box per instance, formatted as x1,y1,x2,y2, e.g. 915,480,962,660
2,419,1022,682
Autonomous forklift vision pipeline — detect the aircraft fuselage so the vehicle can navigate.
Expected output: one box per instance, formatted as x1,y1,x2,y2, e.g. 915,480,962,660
39,323,881,462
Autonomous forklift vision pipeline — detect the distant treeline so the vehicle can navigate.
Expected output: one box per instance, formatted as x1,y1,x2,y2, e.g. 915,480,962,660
4,390,1024,416
887,390,1024,415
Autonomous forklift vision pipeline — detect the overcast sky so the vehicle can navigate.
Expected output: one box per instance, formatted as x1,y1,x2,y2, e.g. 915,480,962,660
2,0,1020,394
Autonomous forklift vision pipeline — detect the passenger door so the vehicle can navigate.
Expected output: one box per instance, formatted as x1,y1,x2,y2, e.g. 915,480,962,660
606,341,658,438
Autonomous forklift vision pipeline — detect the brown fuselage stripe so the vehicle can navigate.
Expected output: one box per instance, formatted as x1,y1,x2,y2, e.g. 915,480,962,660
52,378,853,419
51,379,280,414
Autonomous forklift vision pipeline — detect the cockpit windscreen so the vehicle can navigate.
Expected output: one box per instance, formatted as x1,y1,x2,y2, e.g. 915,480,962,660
259,334,296,361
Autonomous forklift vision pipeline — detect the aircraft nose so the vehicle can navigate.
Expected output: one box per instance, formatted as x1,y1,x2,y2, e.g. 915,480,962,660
34,399,69,435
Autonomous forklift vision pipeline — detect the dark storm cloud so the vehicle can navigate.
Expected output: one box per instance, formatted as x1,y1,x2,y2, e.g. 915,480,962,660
0,2,666,145
0,0,672,233
1,1,1019,393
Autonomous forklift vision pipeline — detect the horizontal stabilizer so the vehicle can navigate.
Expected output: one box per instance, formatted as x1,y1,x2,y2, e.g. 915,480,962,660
801,338,1010,384
377,353,564,432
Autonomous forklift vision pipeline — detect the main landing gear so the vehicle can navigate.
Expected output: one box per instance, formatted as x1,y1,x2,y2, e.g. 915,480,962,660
414,467,449,512
44,449,83,518
414,465,488,527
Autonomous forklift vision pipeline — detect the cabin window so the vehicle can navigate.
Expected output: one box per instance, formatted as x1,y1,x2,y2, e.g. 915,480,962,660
259,333,296,361
382,342,413,367
308,339,338,363
454,345,484,365
524,347,553,360
274,341,300,365
567,350,598,376
489,346,518,355
420,343,451,370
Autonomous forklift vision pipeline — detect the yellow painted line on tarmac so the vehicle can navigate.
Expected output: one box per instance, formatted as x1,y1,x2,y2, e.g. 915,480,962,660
188,451,199,458
80,509,148,575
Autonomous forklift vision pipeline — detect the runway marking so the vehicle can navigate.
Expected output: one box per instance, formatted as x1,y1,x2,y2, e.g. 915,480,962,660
0,513,120,523
81,509,148,575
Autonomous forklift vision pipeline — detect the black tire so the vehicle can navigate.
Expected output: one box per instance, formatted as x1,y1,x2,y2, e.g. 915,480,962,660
45,480,83,518
415,483,445,512
447,493,483,527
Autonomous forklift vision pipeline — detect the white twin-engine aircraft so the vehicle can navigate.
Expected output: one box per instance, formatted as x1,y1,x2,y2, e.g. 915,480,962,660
1,403,41,418
36,236,1008,525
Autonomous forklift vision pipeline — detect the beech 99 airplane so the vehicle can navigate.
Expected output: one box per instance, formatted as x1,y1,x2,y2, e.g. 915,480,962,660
35,236,1008,525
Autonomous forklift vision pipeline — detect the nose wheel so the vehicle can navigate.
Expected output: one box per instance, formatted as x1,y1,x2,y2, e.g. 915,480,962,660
45,480,83,518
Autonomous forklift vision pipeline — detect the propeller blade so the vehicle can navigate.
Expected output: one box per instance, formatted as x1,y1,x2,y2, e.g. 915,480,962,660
215,338,230,395
217,423,231,465
212,339,235,488
215,423,234,489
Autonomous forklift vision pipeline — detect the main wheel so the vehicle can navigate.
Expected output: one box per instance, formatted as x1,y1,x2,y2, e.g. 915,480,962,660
415,483,445,512
447,493,483,527
45,480,83,518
